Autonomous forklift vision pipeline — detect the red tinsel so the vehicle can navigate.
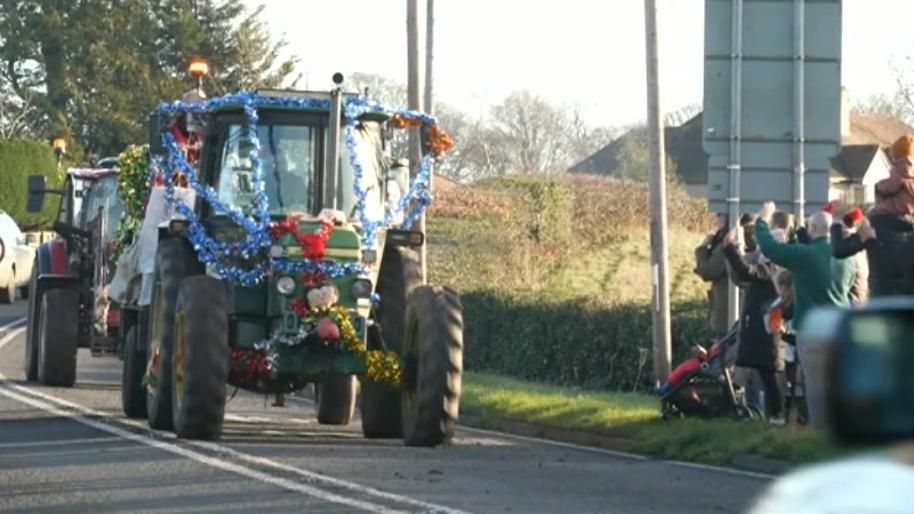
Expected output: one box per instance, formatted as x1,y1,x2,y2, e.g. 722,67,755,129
229,347,271,386
301,271,326,288
287,297,309,318
269,216,334,261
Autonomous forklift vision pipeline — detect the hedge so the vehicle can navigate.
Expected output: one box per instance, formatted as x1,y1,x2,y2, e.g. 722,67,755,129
0,139,60,229
462,291,710,391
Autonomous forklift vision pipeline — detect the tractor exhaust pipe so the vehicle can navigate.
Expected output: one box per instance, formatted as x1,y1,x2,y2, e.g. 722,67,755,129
324,72,345,210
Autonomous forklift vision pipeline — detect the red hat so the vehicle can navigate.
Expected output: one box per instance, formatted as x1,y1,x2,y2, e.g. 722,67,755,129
844,207,865,227
822,201,837,214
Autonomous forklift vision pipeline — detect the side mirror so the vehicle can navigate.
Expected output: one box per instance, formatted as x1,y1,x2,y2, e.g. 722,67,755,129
27,175,47,213
826,298,914,445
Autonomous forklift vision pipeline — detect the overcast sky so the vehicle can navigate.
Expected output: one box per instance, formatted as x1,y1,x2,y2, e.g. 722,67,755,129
247,0,914,127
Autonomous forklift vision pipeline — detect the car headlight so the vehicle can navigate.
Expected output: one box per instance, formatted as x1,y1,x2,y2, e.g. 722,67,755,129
276,275,296,296
350,278,372,299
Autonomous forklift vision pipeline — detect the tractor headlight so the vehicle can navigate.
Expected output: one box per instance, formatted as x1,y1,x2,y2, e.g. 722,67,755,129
350,278,372,299
276,275,296,296
270,245,285,258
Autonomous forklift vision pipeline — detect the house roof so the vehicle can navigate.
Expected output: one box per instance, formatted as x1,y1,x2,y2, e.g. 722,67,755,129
570,111,914,186
569,113,708,185
845,111,914,146
829,144,882,182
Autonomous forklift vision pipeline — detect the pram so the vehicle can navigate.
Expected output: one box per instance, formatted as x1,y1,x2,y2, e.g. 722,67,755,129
657,325,761,420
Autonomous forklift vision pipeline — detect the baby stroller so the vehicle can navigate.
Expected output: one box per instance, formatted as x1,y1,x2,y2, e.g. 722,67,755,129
657,324,761,420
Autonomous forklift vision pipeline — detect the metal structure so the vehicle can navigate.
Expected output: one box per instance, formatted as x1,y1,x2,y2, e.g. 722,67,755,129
703,0,842,218
644,0,672,383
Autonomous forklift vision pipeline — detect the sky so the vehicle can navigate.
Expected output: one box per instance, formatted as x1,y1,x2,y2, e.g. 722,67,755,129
248,0,914,127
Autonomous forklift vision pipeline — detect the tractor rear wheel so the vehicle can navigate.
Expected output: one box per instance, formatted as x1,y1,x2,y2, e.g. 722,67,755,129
146,238,201,431
37,289,79,387
121,325,147,419
400,285,463,447
317,374,357,425
24,266,40,381
361,246,422,439
170,276,228,440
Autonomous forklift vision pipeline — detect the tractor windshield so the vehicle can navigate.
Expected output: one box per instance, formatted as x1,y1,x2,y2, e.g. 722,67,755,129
217,123,318,215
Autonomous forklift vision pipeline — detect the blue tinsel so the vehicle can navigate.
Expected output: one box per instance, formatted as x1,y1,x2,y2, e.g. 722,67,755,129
157,91,440,285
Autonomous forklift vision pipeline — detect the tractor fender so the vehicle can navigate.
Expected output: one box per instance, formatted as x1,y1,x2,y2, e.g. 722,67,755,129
35,238,78,290
37,238,72,277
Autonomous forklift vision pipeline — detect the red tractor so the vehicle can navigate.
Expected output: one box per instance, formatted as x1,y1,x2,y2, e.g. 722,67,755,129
24,166,124,386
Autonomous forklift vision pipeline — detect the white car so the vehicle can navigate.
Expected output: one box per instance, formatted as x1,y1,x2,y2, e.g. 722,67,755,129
0,210,36,303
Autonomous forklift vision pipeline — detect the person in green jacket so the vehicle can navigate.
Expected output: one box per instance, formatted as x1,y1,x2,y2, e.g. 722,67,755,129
755,201,856,429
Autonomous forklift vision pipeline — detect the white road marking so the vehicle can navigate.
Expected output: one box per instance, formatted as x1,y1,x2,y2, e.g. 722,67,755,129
0,318,473,514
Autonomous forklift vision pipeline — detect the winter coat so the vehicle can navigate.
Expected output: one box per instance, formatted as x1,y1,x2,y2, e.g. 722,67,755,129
870,159,914,218
756,219,856,330
694,231,730,336
829,223,870,305
723,244,783,371
832,216,914,297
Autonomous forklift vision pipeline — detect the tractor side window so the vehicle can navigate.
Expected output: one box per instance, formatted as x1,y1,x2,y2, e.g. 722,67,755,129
217,123,317,215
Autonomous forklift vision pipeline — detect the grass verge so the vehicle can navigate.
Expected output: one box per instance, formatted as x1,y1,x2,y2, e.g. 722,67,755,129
461,371,846,467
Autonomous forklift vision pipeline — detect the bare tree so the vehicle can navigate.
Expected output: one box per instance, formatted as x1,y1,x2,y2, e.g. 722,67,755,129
490,90,573,174
0,79,40,138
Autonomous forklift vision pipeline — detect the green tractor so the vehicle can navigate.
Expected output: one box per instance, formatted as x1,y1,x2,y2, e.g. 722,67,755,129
120,76,462,446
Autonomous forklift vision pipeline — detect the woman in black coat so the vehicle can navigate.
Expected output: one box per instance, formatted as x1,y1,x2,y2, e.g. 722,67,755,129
722,225,785,422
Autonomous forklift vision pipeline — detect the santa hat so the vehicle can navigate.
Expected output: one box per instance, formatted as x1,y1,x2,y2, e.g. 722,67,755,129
843,207,865,227
821,201,837,214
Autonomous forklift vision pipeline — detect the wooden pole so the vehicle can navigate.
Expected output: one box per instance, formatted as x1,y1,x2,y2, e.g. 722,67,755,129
644,0,672,383
407,0,426,282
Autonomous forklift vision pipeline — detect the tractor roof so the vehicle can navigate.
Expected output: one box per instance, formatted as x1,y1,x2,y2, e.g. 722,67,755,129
158,90,392,122
67,167,119,180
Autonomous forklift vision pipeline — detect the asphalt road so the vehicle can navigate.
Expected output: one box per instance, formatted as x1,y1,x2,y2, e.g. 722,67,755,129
0,300,768,514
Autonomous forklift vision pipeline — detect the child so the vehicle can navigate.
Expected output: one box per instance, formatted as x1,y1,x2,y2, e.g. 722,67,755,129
869,134,914,234
765,269,806,425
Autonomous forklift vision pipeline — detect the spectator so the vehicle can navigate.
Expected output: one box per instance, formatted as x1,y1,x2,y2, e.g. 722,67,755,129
755,202,855,429
766,269,805,425
830,207,869,305
722,224,785,425
694,213,730,337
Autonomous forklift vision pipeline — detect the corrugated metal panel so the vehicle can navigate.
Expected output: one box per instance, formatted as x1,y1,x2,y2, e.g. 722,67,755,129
702,0,842,215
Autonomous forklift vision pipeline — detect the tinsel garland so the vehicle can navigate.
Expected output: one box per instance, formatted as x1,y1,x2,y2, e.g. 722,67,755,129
155,91,451,285
113,144,151,260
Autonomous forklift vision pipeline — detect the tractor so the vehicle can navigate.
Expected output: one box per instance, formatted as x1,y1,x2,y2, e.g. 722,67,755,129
24,166,125,386
118,75,463,446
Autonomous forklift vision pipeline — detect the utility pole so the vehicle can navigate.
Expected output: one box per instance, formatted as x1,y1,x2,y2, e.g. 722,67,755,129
643,0,672,384
418,0,435,284
407,0,426,282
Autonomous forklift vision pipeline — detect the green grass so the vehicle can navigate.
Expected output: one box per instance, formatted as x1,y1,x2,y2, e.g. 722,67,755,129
462,371,845,466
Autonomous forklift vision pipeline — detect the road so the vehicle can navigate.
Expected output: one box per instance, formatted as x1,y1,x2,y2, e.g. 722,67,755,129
0,300,768,513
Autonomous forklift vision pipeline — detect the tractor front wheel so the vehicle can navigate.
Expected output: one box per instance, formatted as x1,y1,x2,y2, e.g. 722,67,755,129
400,285,464,447
316,374,357,425
37,289,79,387
146,238,201,431
121,325,147,419
170,276,228,440
23,266,40,381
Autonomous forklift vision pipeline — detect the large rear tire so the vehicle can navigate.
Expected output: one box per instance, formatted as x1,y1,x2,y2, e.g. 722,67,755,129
121,325,147,419
146,238,201,431
317,374,357,425
361,246,422,439
171,276,228,440
37,289,79,387
24,265,40,381
400,285,463,447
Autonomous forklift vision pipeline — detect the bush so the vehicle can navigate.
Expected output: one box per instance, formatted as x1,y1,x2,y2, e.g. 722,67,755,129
0,139,60,229
462,290,710,391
